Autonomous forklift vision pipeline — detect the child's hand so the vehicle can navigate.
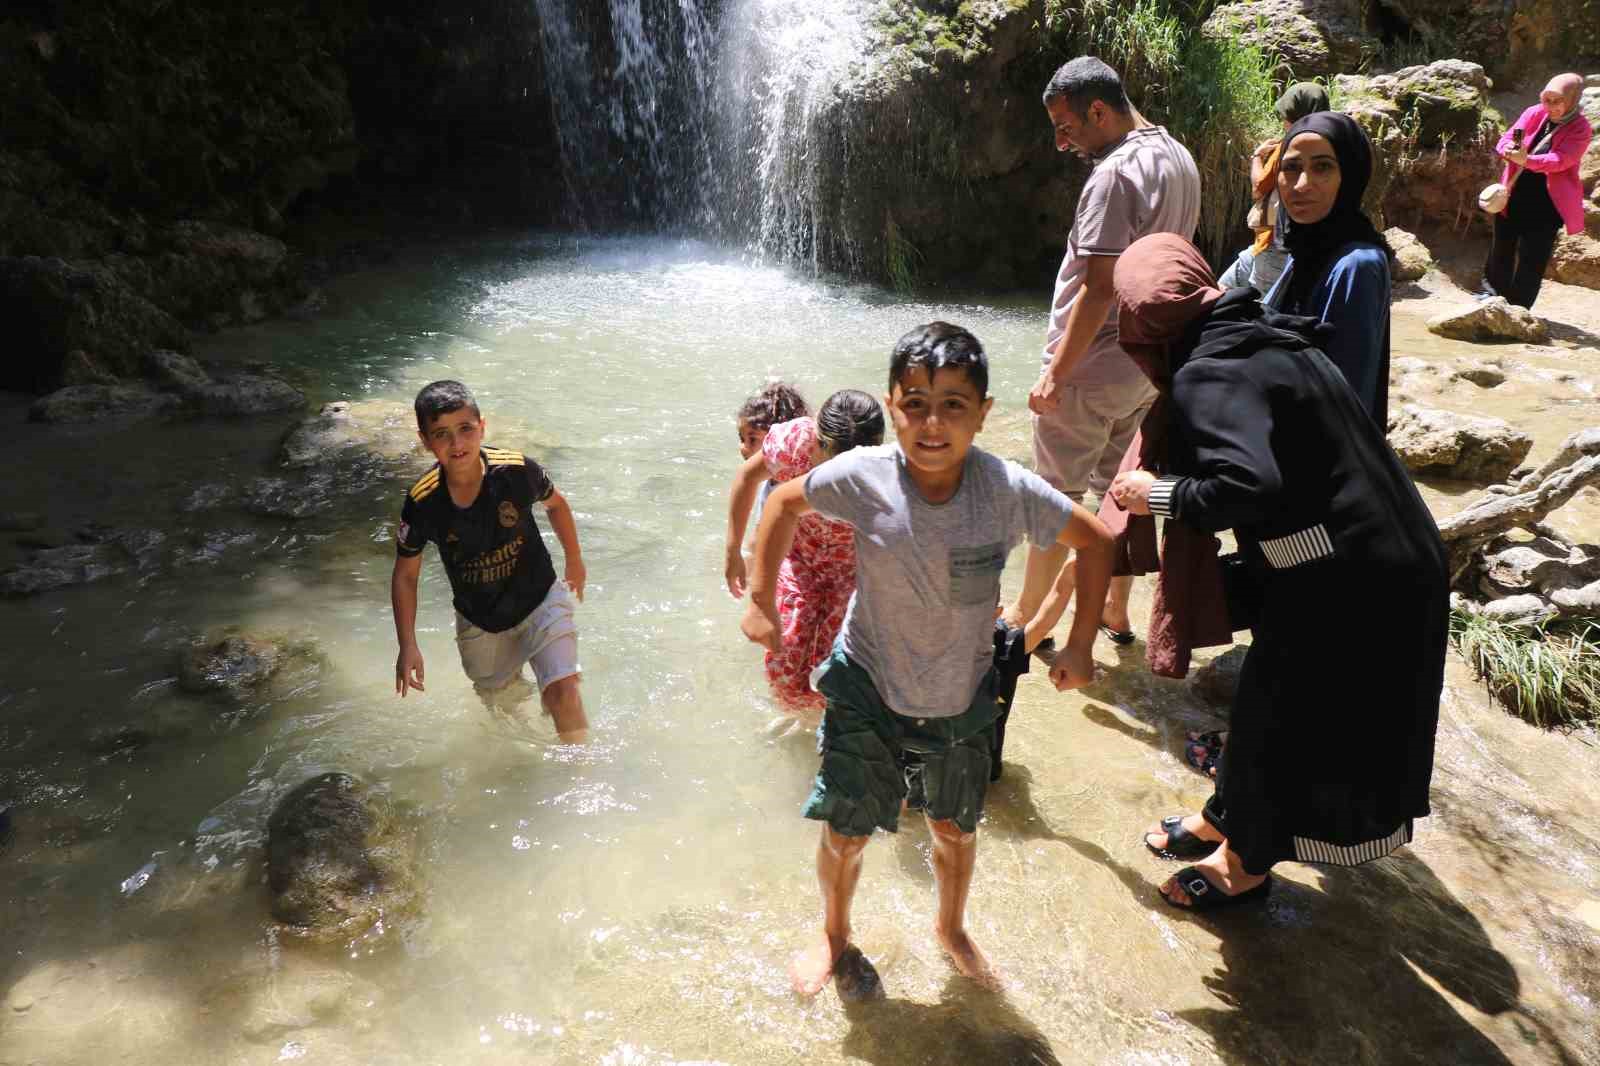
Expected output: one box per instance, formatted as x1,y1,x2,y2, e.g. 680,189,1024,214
565,558,587,603
724,544,748,599
396,643,426,697
1049,644,1097,691
740,600,782,653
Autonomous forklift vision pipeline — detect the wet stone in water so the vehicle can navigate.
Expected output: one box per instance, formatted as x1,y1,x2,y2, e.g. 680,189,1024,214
177,634,289,694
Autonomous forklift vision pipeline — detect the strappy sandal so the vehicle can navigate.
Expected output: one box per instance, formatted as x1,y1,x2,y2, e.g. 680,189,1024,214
1162,866,1272,911
1143,815,1220,859
1098,624,1136,645
1184,730,1226,778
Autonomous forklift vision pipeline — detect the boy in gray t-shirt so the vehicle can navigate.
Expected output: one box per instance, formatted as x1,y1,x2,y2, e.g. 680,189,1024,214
740,322,1115,996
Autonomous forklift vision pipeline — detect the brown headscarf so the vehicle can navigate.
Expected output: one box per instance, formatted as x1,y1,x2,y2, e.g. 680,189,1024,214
1100,233,1233,677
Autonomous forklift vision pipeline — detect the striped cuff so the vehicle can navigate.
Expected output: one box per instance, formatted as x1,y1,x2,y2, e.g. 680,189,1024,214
1147,476,1180,517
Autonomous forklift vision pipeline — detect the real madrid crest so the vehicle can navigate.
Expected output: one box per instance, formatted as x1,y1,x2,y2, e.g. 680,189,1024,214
498,500,519,528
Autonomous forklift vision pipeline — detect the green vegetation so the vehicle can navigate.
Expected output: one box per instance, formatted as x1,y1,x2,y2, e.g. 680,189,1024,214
1451,609,1600,729
883,209,925,293
1042,0,1281,264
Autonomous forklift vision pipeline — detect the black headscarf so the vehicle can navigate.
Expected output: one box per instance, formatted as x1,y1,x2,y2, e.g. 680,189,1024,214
1279,111,1392,312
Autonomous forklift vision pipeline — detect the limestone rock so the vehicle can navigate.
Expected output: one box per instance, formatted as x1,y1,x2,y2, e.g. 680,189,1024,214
266,773,421,943
1387,404,1535,483
1385,227,1432,282
1482,537,1600,592
1479,593,1555,626
1456,359,1506,388
27,384,181,424
279,400,424,469
193,374,305,416
1336,62,1490,148
1191,645,1248,708
1426,297,1549,344
1548,233,1600,291
1550,580,1600,617
1201,0,1379,79
177,635,289,694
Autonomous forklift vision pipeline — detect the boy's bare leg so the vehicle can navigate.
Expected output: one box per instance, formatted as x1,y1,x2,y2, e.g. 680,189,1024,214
542,675,589,744
928,817,997,986
793,825,869,996
1003,541,1071,628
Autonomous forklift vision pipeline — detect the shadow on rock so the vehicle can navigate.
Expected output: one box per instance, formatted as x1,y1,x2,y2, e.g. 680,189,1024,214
839,974,1061,1066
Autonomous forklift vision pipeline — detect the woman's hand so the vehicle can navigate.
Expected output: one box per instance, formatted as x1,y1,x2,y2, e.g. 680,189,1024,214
724,543,748,599
1109,469,1156,515
1503,146,1529,166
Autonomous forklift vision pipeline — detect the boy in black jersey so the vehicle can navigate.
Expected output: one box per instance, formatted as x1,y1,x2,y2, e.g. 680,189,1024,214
392,380,590,742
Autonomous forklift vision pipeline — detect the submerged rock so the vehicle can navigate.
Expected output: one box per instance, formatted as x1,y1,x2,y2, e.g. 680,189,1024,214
1426,298,1549,344
266,773,421,943
1455,359,1506,388
27,384,181,423
279,400,425,469
177,634,289,694
0,530,165,596
1387,404,1534,483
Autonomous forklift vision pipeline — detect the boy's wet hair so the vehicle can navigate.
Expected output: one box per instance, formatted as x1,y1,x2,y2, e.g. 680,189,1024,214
816,389,885,458
888,322,988,399
736,381,809,431
414,379,480,431
1041,56,1130,115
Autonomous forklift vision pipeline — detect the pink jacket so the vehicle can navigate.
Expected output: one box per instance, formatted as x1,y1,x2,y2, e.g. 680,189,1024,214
1496,103,1594,235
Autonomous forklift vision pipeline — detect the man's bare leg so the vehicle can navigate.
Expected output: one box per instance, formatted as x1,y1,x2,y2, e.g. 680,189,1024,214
541,675,589,744
1002,541,1071,629
928,817,997,986
793,825,869,996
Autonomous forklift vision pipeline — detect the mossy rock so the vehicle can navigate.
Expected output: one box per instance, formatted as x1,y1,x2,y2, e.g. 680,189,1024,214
1201,0,1379,79
266,773,422,944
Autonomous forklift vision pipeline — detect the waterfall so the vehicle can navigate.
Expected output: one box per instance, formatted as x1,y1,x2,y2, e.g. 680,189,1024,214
532,0,719,229
531,0,873,269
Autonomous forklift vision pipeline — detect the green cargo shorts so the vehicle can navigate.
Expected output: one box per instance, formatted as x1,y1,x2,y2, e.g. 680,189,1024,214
802,648,1003,837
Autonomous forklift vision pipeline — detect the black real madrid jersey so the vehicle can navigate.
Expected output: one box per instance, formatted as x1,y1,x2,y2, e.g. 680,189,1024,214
396,447,557,632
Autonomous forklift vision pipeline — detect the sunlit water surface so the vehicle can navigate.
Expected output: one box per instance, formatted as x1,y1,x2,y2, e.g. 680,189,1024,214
2,236,1597,1066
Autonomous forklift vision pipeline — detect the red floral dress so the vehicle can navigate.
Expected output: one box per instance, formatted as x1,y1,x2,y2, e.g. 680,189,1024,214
762,418,856,710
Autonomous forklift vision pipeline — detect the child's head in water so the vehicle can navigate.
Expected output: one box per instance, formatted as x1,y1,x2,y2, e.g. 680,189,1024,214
736,382,809,460
815,389,885,461
885,322,993,481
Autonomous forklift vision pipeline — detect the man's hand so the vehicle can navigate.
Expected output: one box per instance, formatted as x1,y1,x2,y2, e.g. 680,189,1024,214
1028,370,1063,415
1109,469,1156,516
564,557,587,602
741,599,782,653
1049,643,1097,691
724,544,748,599
396,643,425,697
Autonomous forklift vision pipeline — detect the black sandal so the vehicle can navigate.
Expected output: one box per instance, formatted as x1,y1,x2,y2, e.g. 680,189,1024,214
1162,867,1272,911
1143,815,1219,859
1099,623,1136,645
1184,730,1226,778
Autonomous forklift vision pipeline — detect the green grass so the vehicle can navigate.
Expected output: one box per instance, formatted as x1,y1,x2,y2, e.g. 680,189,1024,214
883,209,924,293
1451,609,1600,729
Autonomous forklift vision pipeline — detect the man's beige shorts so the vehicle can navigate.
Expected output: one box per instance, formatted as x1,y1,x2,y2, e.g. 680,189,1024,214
454,582,580,693
1031,379,1158,500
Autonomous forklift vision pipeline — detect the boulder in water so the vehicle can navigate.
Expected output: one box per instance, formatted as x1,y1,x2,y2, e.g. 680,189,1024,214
0,530,165,596
1426,298,1549,344
1387,404,1534,483
28,384,181,424
279,400,424,469
266,773,420,943
177,634,290,694
1455,359,1506,388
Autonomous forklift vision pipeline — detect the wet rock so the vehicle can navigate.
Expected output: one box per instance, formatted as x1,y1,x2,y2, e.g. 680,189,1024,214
1478,594,1556,626
192,374,305,416
1385,227,1432,282
245,475,334,519
142,349,211,393
1455,359,1506,388
1191,645,1248,708
279,400,424,469
27,384,181,424
0,531,163,596
239,966,354,1043
1200,0,1378,78
1387,404,1534,483
0,256,190,392
1548,233,1600,291
266,773,421,943
1425,298,1549,344
177,635,289,694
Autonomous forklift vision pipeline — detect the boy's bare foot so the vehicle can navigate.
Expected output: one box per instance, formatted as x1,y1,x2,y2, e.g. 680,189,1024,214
936,924,1000,988
791,930,850,997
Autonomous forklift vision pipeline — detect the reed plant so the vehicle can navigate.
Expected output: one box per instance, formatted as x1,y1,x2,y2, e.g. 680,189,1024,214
1450,609,1600,728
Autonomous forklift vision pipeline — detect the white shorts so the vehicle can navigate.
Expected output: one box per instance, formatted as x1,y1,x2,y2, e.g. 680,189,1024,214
1031,377,1158,501
455,582,580,693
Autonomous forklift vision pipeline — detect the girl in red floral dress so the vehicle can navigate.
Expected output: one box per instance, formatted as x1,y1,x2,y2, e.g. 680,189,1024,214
725,390,885,712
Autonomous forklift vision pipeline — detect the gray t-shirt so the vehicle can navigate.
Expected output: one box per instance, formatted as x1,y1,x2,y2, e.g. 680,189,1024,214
1045,125,1202,387
804,444,1074,718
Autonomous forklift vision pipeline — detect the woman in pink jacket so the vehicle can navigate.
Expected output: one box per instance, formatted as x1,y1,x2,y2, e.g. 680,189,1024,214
1482,73,1592,309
